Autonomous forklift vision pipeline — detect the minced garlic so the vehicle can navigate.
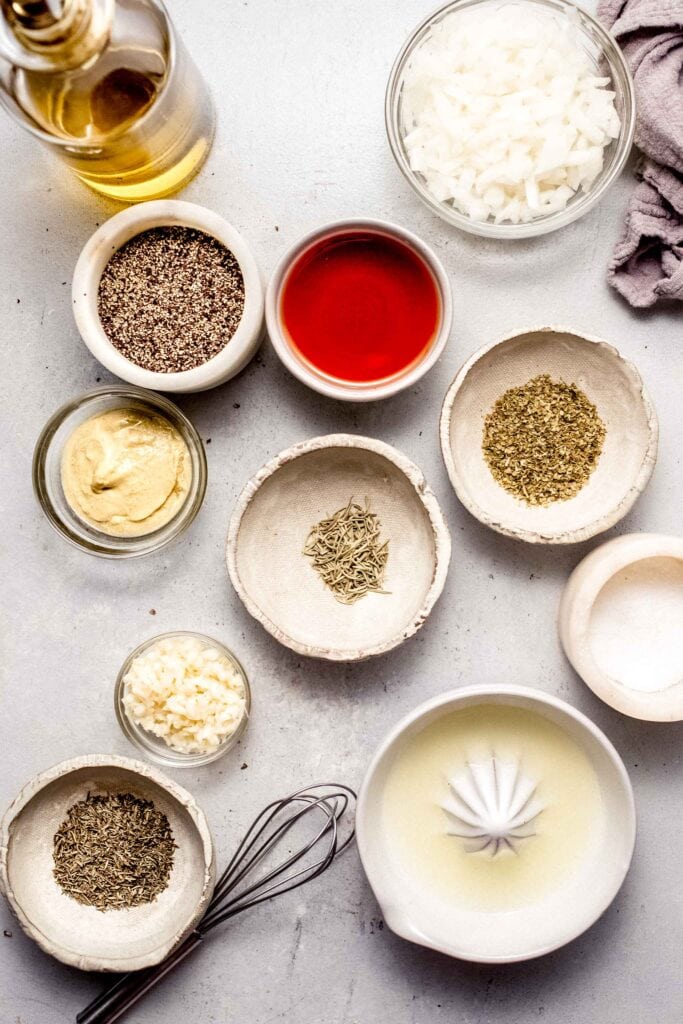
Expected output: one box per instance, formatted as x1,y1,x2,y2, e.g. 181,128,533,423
122,635,247,754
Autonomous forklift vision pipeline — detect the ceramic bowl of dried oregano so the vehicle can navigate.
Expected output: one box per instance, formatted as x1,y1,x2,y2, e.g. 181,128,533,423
226,434,451,660
440,327,658,544
0,755,215,972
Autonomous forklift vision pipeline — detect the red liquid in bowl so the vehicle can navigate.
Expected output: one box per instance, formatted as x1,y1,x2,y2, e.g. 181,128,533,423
279,230,441,384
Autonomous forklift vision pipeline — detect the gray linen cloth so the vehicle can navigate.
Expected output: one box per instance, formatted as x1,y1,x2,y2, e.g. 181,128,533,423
598,0,683,307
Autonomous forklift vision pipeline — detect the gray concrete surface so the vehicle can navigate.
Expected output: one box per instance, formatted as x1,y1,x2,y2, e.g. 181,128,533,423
1,2,681,1022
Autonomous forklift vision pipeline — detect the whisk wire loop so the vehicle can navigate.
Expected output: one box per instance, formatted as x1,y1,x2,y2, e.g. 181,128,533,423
202,787,351,930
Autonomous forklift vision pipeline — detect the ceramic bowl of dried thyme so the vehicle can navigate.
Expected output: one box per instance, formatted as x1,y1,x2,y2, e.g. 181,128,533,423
440,327,658,544
0,755,215,972
72,200,264,393
227,434,451,660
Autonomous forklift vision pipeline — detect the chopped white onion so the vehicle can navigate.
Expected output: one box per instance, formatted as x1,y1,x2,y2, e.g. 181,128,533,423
401,4,621,224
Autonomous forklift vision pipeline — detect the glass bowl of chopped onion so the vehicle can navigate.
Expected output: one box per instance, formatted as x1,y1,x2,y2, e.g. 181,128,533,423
386,0,635,238
115,632,251,767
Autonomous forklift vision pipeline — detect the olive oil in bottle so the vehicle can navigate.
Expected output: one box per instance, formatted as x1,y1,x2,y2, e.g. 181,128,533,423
0,0,215,201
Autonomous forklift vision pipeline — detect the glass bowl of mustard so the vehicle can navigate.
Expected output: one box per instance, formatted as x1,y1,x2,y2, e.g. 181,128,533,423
33,386,207,557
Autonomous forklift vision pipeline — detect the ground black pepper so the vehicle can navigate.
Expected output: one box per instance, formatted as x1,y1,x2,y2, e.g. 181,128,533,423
97,226,245,372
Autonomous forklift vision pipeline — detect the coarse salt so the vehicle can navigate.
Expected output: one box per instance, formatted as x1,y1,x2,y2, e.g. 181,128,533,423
122,636,247,754
401,4,621,224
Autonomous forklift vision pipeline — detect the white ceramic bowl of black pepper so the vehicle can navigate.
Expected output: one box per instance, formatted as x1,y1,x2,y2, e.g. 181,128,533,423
72,200,265,393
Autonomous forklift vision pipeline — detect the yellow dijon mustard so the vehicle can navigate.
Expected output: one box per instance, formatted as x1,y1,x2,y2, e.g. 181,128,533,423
61,408,191,537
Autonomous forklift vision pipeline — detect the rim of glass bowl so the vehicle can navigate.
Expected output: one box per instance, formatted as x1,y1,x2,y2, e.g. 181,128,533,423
32,385,207,559
115,631,252,768
385,0,636,239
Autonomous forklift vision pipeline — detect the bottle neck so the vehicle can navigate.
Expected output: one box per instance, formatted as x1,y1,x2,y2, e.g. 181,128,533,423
0,0,113,71
2,2,63,31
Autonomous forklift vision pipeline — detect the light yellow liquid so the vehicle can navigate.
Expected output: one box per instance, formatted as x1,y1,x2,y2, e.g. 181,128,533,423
382,705,604,912
7,0,214,201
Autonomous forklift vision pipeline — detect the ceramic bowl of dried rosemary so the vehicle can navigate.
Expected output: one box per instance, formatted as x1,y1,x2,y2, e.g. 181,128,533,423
0,755,215,972
226,434,451,660
440,327,658,544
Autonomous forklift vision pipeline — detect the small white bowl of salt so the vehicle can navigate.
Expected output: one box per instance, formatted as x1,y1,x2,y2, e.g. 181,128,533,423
559,534,683,721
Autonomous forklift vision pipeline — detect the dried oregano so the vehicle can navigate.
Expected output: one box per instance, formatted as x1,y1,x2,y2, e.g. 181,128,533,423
303,498,389,605
482,374,606,506
53,792,176,911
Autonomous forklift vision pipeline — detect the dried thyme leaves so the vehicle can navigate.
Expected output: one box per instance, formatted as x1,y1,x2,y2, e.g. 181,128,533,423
482,375,606,506
303,498,389,605
97,225,245,373
53,793,176,911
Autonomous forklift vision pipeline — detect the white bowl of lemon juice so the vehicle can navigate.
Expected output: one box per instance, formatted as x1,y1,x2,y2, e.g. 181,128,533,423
356,686,635,963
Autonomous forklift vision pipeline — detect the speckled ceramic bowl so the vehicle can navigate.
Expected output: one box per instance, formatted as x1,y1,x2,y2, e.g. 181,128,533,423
0,756,215,972
227,434,451,660
440,326,658,543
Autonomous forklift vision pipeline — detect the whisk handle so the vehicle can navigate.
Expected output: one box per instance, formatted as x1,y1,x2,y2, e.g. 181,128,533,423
76,930,204,1024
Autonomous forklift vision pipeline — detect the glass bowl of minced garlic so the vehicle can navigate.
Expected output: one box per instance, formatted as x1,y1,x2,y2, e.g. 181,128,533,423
115,632,251,767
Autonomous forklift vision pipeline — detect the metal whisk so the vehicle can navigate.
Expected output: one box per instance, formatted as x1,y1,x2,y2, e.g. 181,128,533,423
76,783,356,1024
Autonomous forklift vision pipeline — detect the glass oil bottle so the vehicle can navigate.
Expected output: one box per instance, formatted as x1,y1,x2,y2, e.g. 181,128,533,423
0,0,215,201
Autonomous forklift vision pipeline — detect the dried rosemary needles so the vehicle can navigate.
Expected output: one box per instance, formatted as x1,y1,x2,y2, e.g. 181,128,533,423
303,498,389,605
482,374,606,506
53,793,176,911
